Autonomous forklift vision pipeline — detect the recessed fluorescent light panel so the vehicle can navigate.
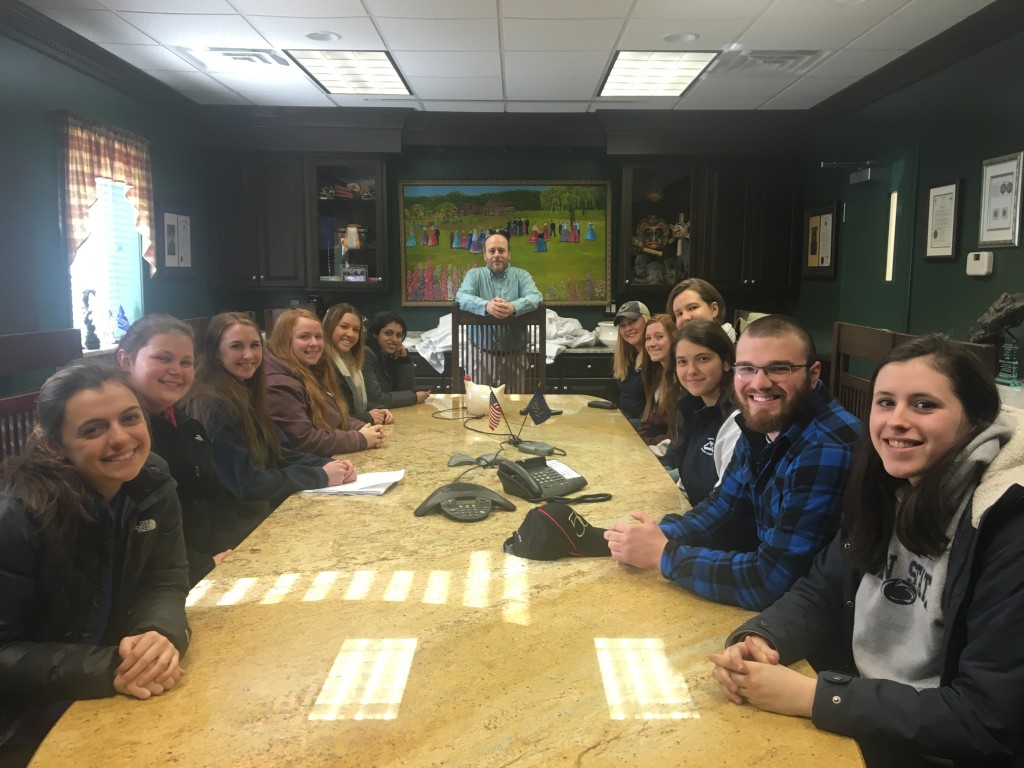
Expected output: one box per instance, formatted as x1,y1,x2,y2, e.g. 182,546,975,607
285,50,410,96
599,51,718,97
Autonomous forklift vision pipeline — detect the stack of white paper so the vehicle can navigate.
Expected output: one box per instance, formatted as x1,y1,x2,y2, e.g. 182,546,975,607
302,470,405,496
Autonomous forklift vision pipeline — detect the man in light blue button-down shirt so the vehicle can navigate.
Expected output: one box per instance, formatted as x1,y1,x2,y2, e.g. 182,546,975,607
455,232,543,388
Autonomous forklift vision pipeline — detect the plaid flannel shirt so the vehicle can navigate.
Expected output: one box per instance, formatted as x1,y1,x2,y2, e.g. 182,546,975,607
659,381,860,610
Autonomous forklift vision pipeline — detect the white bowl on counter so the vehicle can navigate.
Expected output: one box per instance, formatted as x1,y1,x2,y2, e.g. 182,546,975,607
596,321,618,347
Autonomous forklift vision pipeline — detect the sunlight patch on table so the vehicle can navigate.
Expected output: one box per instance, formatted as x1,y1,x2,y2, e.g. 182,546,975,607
594,638,699,720
217,577,258,606
463,550,492,608
501,555,530,625
422,570,451,604
261,573,300,604
344,570,376,600
304,570,339,601
383,571,414,601
309,638,417,721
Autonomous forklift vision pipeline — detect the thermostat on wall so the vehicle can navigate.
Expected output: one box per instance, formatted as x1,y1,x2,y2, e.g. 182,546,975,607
966,251,993,276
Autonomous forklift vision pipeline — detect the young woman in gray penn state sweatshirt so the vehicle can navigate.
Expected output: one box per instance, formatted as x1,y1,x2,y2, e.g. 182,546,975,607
711,334,1024,768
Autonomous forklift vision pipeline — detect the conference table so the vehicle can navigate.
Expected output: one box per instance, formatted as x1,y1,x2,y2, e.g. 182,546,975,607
32,394,862,767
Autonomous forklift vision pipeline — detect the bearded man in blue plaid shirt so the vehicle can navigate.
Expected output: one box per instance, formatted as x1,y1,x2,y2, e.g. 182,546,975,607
605,315,860,611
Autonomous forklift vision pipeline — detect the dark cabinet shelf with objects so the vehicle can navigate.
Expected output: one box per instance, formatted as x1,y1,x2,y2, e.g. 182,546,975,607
693,158,800,298
309,156,387,292
547,352,616,402
221,155,307,288
619,160,700,302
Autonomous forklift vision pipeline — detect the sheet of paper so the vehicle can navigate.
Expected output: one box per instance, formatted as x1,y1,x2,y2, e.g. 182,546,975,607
303,470,405,496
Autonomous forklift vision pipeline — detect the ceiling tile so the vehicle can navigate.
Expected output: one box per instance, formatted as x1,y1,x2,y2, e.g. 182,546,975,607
38,9,154,43
765,0,908,18
504,51,609,80
619,18,751,50
502,18,623,51
848,15,965,49
894,0,994,17
505,76,600,100
738,14,874,49
328,94,419,107
18,0,105,9
231,0,367,16
632,0,771,20
420,100,505,112
809,49,903,77
117,12,267,47
144,67,245,100
406,76,503,100
502,0,632,19
506,101,590,112
596,97,681,110
364,0,496,19
98,42,194,69
210,73,335,105
677,74,797,108
393,51,500,78
99,0,235,11
247,16,384,49
760,75,857,109
376,18,498,51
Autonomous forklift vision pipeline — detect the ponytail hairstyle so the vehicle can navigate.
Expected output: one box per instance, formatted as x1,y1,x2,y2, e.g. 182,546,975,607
843,334,1001,571
3,361,138,546
267,308,350,430
640,314,678,436
187,312,282,467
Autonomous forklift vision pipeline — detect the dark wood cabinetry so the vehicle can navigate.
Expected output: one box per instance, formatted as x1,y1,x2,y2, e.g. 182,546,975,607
223,157,307,288
694,159,800,296
221,154,387,292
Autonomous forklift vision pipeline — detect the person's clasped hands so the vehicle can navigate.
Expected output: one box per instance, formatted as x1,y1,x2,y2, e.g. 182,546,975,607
113,631,184,700
485,298,515,319
709,635,816,717
324,459,357,485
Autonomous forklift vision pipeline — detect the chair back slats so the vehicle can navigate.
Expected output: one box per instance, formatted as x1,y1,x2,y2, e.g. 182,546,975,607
450,304,546,394
830,322,998,424
0,391,40,463
0,329,83,378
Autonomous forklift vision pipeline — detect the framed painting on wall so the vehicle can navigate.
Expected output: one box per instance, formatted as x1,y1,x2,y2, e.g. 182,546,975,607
802,201,838,280
399,180,611,307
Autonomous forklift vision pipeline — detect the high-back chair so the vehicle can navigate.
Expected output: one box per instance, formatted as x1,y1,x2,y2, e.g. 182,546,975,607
0,328,83,462
450,303,546,394
830,322,998,424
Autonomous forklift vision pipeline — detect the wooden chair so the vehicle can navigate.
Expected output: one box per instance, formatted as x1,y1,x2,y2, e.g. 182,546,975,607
450,303,546,394
264,304,316,334
0,328,83,463
830,322,998,424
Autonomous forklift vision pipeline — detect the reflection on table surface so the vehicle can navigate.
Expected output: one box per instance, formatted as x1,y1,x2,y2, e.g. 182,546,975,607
31,395,862,768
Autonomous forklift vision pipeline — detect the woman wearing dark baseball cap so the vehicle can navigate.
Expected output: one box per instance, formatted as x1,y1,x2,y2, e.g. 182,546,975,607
612,300,651,421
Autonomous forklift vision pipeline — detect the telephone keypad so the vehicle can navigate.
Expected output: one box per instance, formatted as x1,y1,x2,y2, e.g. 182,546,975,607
439,497,493,522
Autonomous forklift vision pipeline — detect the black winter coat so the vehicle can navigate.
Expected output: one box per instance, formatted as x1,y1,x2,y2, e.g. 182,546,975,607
0,462,190,752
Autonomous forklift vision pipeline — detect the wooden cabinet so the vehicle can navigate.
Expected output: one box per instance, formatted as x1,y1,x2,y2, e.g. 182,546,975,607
220,154,388,292
694,159,800,296
222,156,307,288
309,157,388,291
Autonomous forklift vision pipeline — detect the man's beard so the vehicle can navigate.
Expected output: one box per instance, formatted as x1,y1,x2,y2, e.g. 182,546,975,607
488,261,507,276
737,378,815,435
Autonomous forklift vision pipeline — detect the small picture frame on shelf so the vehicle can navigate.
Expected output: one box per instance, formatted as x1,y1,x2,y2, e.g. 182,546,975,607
343,265,368,282
978,151,1022,247
802,202,838,280
924,180,961,260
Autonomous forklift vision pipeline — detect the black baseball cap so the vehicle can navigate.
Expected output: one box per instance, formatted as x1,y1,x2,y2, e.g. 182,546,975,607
503,502,610,560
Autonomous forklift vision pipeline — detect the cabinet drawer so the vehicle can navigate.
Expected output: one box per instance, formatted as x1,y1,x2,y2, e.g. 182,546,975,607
558,353,613,379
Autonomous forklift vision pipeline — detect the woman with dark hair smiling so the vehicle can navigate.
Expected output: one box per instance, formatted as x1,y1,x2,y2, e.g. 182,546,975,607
711,335,1024,766
364,310,430,409
0,361,189,766
187,312,356,510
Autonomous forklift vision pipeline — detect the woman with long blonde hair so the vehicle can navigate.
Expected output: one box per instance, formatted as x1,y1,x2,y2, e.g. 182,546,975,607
637,314,677,445
265,308,384,456
611,301,650,421
187,312,355,510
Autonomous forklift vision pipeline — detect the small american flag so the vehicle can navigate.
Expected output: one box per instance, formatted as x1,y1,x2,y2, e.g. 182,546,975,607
488,390,503,431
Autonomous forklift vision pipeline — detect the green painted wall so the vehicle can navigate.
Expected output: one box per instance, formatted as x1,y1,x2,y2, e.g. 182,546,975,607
794,30,1024,355
0,35,216,335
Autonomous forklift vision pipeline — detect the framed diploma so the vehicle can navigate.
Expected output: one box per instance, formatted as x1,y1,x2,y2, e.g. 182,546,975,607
924,181,960,259
978,152,1022,247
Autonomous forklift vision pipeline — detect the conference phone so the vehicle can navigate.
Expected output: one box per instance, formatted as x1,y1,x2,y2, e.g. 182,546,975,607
496,456,587,503
413,482,516,522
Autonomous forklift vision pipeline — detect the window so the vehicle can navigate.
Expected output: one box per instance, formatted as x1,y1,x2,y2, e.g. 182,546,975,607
69,178,145,348
62,112,155,350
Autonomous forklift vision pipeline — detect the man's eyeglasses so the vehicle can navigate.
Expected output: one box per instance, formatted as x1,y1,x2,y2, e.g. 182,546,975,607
733,363,811,381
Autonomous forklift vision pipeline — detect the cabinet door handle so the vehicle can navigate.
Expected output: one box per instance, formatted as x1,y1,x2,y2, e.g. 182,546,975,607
251,275,257,281
586,364,592,370
260,274,265,280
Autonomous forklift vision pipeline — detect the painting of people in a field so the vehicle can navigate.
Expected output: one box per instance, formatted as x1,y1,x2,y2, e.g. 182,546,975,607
400,181,611,306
